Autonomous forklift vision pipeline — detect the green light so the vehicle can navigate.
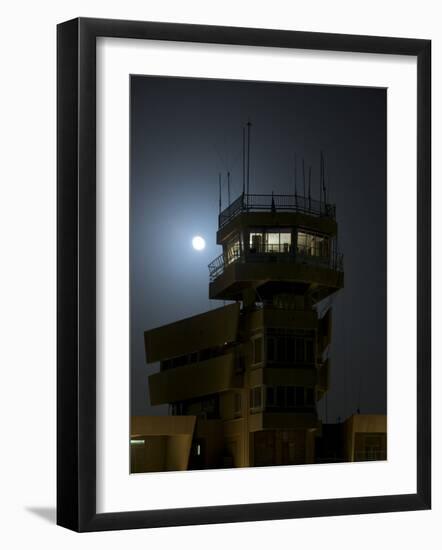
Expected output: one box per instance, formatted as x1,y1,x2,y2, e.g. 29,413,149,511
130,439,145,446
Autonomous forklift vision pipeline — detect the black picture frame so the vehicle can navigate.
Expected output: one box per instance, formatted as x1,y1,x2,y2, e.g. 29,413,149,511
57,17,431,532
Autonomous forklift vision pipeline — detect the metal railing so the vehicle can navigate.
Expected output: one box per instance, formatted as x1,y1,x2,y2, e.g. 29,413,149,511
208,245,344,282
219,193,336,228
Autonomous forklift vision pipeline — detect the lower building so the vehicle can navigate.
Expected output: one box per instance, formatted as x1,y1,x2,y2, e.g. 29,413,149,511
130,415,196,473
315,414,387,464
130,413,386,472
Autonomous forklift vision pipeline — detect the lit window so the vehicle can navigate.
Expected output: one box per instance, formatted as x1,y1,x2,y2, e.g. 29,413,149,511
266,232,279,251
266,232,291,252
249,231,292,253
225,236,241,264
279,232,292,253
249,232,264,252
297,231,329,257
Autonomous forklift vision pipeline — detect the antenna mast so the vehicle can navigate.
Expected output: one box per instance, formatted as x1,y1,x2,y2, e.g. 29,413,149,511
322,152,327,205
218,172,222,214
242,126,246,195
302,158,306,206
227,171,231,205
246,120,252,197
308,166,312,210
319,151,323,213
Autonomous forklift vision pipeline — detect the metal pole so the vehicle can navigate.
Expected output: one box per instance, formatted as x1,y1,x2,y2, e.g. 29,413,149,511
302,158,306,210
319,151,322,214
242,126,246,196
218,172,222,214
247,121,252,200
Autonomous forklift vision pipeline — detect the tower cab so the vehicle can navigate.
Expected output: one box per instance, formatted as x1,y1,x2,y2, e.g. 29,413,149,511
209,192,343,306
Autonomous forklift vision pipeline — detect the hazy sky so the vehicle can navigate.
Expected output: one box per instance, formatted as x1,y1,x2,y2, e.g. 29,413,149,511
130,75,386,422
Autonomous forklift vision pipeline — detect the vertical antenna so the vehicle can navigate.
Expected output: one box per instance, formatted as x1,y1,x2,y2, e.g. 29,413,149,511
218,172,222,214
302,158,306,208
246,120,252,197
322,152,327,205
308,166,312,210
227,171,231,205
319,151,323,214
242,126,246,195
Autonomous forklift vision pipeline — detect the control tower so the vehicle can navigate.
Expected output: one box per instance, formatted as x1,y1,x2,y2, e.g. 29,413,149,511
144,182,344,469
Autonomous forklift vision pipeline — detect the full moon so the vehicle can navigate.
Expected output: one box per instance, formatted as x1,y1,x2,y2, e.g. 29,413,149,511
192,235,206,251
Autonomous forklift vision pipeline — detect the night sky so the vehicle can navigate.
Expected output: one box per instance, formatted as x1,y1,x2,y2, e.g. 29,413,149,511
130,75,386,423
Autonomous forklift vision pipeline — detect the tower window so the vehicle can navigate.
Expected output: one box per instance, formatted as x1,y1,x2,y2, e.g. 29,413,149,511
305,388,314,405
249,230,292,253
225,236,241,265
266,336,276,362
277,337,287,362
286,386,295,407
286,335,295,362
276,386,285,407
249,232,264,252
296,387,305,407
253,336,263,364
262,386,316,410
305,339,314,363
295,338,305,362
234,392,242,417
266,386,275,407
250,386,263,411
297,231,329,258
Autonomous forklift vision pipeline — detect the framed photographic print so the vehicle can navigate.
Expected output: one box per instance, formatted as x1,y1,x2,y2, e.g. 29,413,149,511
57,17,431,532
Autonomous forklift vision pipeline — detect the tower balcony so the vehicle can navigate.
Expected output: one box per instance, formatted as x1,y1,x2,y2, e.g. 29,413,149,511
208,245,344,301
209,244,343,282
219,192,336,229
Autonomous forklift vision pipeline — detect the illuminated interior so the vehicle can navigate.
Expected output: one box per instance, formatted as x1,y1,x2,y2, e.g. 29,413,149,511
297,231,329,257
249,231,292,253
225,237,241,264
